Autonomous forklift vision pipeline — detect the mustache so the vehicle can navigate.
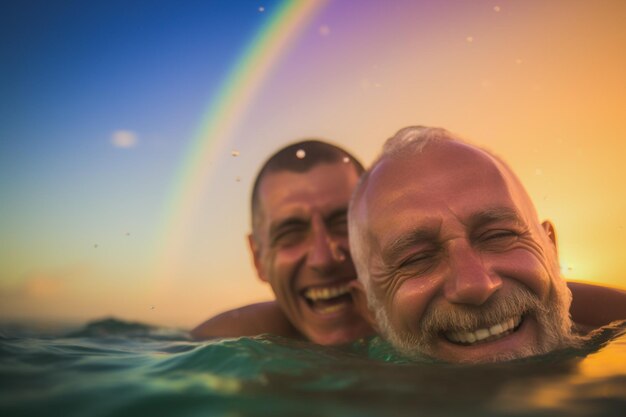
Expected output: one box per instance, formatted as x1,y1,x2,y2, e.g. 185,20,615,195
419,286,546,336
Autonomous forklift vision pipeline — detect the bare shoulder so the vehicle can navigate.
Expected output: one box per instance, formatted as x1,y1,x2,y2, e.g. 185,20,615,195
190,301,301,340
568,281,626,328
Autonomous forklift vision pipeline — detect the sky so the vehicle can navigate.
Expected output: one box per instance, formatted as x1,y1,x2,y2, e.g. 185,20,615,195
1,0,625,329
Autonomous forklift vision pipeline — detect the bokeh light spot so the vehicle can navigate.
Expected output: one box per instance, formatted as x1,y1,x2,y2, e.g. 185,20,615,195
111,130,138,148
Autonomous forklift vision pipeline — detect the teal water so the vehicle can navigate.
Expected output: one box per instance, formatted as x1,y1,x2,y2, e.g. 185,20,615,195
1,319,625,417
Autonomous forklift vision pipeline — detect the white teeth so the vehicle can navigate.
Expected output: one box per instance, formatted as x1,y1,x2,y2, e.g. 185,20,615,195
445,316,522,345
475,329,490,341
304,284,350,301
489,323,504,335
317,303,348,314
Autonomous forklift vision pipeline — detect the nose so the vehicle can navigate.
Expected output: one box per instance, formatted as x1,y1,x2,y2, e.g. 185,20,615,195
443,241,502,305
306,219,346,272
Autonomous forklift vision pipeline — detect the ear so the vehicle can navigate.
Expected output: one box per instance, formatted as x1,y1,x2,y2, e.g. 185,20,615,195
349,280,378,330
541,220,558,251
248,233,268,283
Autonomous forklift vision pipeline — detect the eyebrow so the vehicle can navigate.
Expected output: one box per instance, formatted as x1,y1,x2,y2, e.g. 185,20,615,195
326,207,349,222
467,207,523,230
381,227,439,265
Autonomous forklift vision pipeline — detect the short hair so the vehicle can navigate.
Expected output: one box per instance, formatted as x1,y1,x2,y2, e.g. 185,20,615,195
348,126,463,289
251,140,364,238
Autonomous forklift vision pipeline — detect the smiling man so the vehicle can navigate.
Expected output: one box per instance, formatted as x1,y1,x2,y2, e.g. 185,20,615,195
192,135,624,346
348,126,583,363
192,140,374,345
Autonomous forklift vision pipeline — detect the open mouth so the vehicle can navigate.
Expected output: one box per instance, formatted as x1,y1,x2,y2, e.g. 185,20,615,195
444,316,523,346
302,283,353,315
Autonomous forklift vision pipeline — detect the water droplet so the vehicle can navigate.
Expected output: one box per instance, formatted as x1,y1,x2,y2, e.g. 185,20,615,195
494,5,501,12
235,176,241,182
319,25,330,36
343,156,350,163
466,36,474,43
231,150,240,157
94,244,98,248
150,305,155,310
258,6,265,13
296,149,306,159
125,232,130,236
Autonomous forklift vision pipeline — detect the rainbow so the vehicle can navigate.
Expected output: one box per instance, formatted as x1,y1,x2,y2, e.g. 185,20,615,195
154,1,328,281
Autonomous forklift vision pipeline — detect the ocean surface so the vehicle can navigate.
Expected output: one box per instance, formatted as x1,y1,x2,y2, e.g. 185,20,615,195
1,318,625,417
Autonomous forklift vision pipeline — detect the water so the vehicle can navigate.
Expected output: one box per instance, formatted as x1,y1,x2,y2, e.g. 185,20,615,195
1,319,625,417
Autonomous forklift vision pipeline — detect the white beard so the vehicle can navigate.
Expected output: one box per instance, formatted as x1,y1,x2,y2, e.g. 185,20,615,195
370,276,580,363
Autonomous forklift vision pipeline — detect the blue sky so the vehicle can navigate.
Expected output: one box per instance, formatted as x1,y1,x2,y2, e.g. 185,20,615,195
1,0,272,270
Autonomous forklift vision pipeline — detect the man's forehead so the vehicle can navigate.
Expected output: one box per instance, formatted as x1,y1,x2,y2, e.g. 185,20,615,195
361,141,537,240
373,141,498,181
365,142,504,204
257,162,358,219
260,162,357,195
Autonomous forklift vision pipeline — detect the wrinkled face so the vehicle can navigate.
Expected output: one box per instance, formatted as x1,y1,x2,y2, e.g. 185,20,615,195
251,162,373,345
355,142,574,363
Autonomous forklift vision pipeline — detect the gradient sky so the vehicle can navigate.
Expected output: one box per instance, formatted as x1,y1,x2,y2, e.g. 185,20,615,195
2,0,625,328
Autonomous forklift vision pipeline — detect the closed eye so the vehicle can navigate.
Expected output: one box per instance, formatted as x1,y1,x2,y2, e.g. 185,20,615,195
271,222,308,247
478,229,519,250
397,251,438,272
482,230,517,240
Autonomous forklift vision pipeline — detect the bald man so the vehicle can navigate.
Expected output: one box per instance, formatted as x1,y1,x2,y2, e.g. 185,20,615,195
348,126,626,362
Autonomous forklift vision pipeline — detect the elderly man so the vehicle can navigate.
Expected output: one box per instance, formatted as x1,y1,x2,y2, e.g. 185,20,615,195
348,126,613,363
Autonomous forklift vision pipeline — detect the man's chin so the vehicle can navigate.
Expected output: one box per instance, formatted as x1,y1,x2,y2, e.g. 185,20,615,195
296,290,374,345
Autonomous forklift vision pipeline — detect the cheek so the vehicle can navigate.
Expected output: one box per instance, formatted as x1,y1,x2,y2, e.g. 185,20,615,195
386,277,439,333
492,249,553,299
266,246,306,285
